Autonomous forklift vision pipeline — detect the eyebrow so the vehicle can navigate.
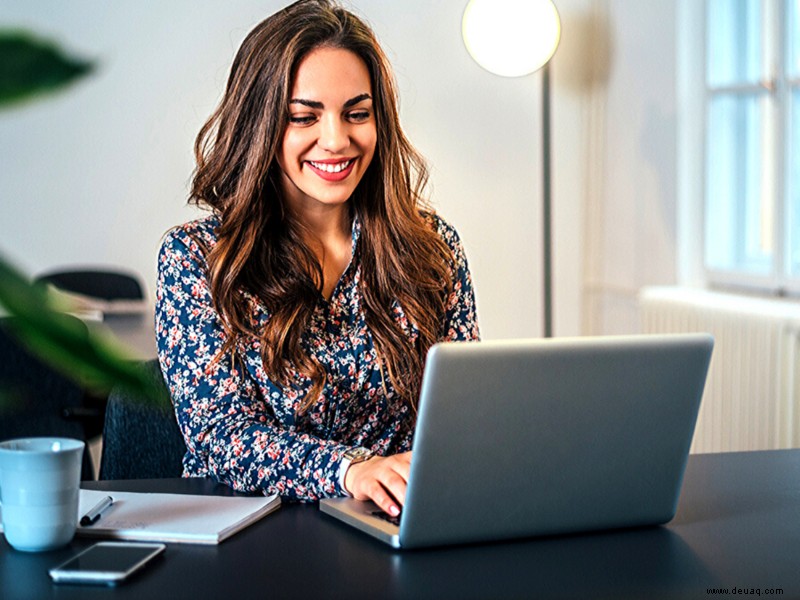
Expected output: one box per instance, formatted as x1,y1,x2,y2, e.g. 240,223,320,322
289,93,372,110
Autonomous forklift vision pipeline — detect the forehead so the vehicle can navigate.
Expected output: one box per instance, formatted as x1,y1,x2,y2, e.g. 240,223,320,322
290,46,372,100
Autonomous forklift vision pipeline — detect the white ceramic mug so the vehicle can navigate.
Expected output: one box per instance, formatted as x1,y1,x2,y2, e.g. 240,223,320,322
0,437,85,552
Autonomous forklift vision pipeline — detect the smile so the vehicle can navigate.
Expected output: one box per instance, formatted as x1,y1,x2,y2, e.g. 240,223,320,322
307,159,354,173
305,158,357,182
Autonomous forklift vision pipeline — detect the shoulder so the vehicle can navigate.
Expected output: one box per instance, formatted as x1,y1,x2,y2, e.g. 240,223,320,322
160,214,220,258
421,211,465,252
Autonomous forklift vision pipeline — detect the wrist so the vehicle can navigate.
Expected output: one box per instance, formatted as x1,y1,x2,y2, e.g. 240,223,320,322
338,447,374,496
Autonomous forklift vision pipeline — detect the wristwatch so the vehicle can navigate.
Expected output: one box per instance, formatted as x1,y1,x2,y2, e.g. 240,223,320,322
339,447,374,494
342,446,373,466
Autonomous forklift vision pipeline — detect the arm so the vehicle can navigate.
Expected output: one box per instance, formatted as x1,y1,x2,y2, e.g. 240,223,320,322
155,225,351,501
343,216,481,516
435,216,481,343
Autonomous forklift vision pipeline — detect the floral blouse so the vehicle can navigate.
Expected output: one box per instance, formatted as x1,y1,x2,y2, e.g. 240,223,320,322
155,212,479,501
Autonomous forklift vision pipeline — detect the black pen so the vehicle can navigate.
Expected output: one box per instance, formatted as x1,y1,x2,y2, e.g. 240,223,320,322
80,496,114,526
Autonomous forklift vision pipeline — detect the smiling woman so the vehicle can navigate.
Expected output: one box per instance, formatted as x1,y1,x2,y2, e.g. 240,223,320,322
277,47,377,218
277,47,378,300
155,0,479,519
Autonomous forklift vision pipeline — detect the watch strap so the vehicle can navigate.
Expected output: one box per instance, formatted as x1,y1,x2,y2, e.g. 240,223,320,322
338,447,374,495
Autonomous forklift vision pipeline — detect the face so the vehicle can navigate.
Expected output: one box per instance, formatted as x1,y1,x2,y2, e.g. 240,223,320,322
276,46,377,215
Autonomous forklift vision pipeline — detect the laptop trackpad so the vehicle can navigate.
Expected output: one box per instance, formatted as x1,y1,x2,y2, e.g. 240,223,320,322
319,498,402,547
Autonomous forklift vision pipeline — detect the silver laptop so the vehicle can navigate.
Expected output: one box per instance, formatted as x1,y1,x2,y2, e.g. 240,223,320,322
319,334,713,549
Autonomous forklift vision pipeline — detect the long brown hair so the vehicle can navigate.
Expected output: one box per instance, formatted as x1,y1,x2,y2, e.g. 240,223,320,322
190,0,453,412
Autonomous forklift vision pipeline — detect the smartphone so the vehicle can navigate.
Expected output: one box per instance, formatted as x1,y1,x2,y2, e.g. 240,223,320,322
49,542,166,585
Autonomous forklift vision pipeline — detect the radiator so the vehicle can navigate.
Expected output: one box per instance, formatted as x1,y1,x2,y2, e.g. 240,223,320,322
639,287,800,453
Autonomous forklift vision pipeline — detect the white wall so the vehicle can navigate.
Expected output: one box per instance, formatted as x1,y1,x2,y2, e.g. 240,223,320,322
552,0,679,335
0,0,547,341
0,0,682,340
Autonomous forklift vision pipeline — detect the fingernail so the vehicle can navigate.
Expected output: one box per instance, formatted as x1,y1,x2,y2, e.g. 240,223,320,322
389,505,400,517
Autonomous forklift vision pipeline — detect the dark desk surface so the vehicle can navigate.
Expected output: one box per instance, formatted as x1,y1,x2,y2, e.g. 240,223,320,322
2,450,800,600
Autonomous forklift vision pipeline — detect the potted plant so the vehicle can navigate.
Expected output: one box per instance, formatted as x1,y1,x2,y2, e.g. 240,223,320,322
0,31,162,405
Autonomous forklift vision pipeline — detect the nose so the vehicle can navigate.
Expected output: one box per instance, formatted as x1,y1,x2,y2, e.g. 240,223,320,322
317,114,350,154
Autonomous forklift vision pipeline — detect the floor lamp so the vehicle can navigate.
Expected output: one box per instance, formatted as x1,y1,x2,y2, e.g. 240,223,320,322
462,0,561,337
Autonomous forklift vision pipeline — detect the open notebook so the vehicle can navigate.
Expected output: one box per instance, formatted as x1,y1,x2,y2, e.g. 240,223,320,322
75,489,280,545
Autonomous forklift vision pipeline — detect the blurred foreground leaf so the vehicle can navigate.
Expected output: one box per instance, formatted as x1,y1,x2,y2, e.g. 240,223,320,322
0,30,93,108
0,386,23,415
0,255,165,405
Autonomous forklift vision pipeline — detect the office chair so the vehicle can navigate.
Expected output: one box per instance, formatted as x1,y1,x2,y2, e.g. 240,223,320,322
0,318,95,480
36,269,145,303
98,360,186,480
34,267,149,439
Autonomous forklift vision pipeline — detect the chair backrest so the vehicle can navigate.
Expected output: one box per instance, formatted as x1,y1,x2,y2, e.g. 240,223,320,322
36,269,144,302
0,318,94,480
98,361,186,480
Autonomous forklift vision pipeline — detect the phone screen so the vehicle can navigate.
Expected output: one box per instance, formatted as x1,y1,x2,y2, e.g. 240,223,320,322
49,542,165,585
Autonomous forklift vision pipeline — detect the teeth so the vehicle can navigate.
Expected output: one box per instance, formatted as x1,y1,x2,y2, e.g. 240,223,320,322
309,159,353,173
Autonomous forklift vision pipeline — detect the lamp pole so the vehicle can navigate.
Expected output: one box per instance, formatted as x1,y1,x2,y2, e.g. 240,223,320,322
461,0,560,339
542,62,553,338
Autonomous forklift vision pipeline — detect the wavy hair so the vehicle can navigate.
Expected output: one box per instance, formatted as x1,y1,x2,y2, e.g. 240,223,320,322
190,0,452,412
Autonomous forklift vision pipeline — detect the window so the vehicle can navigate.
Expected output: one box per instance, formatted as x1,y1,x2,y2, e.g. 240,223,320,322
702,0,799,294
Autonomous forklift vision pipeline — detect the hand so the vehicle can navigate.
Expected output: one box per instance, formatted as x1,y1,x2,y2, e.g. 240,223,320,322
344,451,412,517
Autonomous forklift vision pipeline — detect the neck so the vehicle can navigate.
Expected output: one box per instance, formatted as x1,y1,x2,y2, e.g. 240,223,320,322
296,203,351,245
290,203,353,300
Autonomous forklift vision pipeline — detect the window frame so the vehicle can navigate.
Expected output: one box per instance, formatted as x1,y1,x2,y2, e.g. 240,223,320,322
680,0,800,297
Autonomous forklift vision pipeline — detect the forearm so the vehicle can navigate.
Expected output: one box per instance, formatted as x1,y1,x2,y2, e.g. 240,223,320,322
162,340,354,500
197,416,352,500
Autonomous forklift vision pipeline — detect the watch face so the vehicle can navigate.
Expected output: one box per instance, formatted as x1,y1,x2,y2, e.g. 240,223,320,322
345,447,372,462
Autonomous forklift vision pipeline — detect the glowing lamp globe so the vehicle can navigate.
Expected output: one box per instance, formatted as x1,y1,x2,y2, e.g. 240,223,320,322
462,0,561,77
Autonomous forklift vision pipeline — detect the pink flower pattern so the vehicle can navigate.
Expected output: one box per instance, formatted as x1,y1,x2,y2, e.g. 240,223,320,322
155,213,479,501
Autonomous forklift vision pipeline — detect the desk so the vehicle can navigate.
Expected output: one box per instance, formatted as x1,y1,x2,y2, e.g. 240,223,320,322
2,450,800,600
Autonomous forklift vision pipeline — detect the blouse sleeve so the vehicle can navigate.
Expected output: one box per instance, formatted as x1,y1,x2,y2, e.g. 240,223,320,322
155,226,350,501
434,217,481,343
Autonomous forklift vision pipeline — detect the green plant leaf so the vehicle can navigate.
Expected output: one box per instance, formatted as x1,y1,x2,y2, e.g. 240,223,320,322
0,384,24,416
0,255,165,405
0,30,93,108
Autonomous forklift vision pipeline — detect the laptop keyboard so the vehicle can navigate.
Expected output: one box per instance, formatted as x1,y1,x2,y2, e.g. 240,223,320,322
371,510,401,527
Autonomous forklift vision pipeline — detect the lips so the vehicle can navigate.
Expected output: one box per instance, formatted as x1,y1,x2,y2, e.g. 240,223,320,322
305,158,356,182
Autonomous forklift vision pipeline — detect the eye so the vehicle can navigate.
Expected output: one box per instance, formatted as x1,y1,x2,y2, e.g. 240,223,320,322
289,114,316,126
347,110,371,123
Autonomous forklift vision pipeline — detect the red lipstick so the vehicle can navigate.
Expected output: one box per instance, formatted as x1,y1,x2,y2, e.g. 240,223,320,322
305,158,356,182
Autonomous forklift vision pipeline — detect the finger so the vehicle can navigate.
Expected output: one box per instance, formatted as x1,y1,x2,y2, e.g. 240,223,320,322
379,471,408,507
367,481,401,517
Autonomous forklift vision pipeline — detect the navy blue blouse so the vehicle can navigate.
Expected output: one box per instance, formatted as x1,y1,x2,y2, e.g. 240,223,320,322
155,212,479,501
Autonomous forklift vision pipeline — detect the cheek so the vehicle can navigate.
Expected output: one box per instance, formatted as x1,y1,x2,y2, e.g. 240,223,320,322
275,133,290,171
279,131,307,169
361,128,378,163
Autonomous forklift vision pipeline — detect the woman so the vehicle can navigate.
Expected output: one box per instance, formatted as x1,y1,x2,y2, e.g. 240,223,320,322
156,0,479,517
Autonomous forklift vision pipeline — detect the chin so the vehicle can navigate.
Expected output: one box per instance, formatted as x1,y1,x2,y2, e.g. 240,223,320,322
306,183,360,206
